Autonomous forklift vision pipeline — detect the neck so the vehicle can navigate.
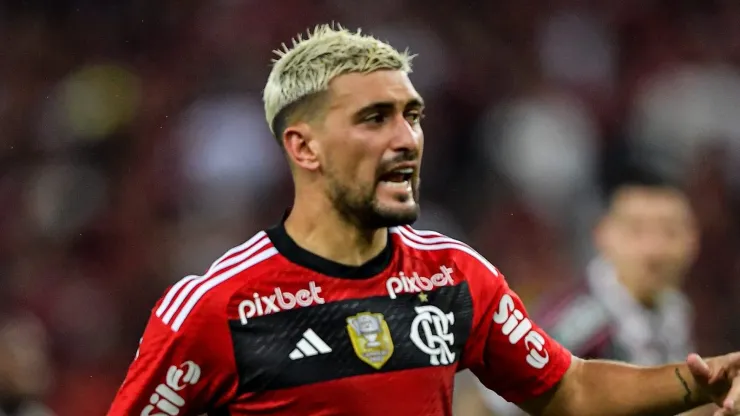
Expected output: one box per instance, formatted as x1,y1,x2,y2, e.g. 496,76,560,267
284,196,388,267
633,292,657,309
615,273,657,309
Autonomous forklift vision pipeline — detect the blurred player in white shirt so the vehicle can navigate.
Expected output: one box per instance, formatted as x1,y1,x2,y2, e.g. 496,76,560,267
464,174,710,416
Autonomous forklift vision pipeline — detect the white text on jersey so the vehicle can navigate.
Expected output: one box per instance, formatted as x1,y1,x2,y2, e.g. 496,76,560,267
492,294,550,369
141,360,200,416
239,281,325,324
386,266,454,299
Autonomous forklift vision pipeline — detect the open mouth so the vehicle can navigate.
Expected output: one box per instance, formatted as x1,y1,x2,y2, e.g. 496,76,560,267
379,167,414,188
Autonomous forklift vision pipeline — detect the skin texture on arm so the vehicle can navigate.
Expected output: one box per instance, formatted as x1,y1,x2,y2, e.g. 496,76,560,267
680,406,719,416
520,356,716,416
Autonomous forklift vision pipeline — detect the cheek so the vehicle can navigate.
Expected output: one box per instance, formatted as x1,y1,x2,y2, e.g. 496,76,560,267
612,240,641,262
669,243,692,260
326,131,384,183
328,153,375,186
616,247,638,263
354,162,380,188
344,150,379,182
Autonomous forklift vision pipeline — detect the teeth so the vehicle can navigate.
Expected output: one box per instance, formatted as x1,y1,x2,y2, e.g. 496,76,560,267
395,168,414,174
383,180,410,188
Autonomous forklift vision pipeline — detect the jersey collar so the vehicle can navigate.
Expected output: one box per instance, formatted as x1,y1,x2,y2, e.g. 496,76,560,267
266,212,394,279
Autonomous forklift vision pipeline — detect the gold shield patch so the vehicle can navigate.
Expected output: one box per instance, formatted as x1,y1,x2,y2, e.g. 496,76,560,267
346,312,394,369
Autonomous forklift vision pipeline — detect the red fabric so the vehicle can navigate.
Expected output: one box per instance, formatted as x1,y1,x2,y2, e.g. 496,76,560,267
459,251,572,404
108,227,571,415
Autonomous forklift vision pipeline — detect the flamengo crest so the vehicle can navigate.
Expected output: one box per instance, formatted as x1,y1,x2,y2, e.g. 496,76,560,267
410,305,456,366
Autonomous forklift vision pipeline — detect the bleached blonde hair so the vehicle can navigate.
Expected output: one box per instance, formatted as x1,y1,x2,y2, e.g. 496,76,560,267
263,24,415,137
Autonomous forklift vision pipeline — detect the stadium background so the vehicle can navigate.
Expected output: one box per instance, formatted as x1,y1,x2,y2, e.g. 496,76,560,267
2,1,740,414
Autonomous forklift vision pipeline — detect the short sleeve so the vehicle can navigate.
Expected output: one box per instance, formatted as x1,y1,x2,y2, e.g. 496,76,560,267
459,255,572,404
107,291,239,416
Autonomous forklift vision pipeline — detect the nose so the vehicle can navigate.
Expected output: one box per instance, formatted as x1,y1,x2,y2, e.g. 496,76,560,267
640,232,670,261
390,114,422,153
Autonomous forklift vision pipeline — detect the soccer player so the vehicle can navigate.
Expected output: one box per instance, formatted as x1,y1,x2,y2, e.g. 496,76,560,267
108,25,740,416
537,175,699,364
475,174,709,415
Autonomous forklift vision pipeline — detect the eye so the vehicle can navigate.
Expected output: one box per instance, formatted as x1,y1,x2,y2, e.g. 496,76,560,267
363,113,387,125
405,110,425,124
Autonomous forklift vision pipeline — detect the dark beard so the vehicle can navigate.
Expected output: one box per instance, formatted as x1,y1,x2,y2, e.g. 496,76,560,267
328,178,420,230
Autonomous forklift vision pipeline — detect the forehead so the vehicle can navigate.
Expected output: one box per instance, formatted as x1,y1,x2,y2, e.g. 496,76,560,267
327,70,422,111
611,187,691,219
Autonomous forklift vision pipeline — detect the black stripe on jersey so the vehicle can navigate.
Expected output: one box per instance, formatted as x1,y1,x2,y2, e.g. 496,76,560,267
210,406,231,416
230,282,474,393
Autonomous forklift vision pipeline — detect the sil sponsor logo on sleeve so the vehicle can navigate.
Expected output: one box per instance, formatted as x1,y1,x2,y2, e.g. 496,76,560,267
141,360,201,416
493,294,550,369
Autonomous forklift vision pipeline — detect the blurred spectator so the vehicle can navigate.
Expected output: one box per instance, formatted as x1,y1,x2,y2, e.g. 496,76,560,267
0,313,54,416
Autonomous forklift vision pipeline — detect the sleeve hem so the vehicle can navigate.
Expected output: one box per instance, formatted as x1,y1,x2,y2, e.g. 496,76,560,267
505,352,573,404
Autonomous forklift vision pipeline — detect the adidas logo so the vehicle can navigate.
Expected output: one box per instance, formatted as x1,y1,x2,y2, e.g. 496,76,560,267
289,329,332,360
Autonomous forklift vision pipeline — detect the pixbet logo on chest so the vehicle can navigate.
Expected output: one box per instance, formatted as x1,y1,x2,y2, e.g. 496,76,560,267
386,265,455,299
238,281,324,324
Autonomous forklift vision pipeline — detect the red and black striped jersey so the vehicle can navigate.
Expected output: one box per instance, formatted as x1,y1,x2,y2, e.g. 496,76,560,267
107,223,572,416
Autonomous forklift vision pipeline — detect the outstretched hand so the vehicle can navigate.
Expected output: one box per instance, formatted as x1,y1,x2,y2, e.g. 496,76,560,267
687,353,740,416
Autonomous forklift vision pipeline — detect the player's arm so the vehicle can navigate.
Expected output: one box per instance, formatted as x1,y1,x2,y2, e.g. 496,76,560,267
520,297,718,416
520,356,716,416
460,252,719,416
460,255,573,408
472,289,611,416
107,292,238,416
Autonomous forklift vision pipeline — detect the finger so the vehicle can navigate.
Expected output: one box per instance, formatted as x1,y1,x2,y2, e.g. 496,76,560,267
722,379,740,413
714,406,735,416
713,406,734,416
687,353,712,383
713,407,729,416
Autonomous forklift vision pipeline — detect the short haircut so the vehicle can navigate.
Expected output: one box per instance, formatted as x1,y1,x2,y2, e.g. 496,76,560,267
263,24,415,141
604,163,684,207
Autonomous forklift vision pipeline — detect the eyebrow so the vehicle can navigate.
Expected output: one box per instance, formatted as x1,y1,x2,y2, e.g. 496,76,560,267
354,98,425,115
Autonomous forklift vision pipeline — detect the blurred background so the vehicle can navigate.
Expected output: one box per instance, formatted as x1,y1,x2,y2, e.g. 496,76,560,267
1,0,740,415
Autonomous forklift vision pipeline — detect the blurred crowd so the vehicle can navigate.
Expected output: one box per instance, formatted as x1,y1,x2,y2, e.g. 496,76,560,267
2,0,740,414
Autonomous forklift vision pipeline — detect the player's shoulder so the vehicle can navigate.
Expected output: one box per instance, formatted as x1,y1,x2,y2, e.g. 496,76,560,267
152,230,280,332
390,225,502,279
